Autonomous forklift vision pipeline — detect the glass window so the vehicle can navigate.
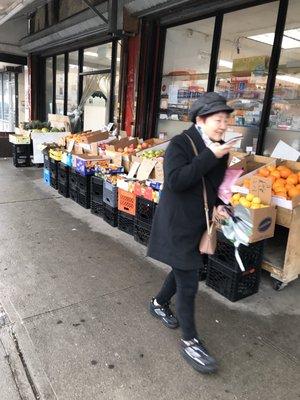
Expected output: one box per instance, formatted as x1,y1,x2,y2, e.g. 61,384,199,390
82,73,111,131
67,51,79,115
265,0,300,154
215,2,279,151
83,43,112,72
0,75,3,130
56,54,65,115
157,17,215,138
45,57,53,116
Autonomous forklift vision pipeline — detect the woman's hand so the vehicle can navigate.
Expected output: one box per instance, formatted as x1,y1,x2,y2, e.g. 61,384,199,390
213,205,230,223
209,143,234,159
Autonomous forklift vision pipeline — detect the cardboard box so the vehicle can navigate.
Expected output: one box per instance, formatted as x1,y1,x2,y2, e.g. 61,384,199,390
75,155,109,176
9,133,31,144
233,175,277,242
234,204,277,243
80,130,109,144
231,155,277,194
271,160,300,210
106,137,138,151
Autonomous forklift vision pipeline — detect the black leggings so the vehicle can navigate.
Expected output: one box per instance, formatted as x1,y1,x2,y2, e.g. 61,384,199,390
156,268,199,341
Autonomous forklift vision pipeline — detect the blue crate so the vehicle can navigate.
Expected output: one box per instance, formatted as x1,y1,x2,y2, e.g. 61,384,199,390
43,168,50,186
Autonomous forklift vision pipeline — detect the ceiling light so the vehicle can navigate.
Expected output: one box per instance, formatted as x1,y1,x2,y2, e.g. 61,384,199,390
248,30,300,49
85,52,98,57
219,59,233,69
276,75,300,85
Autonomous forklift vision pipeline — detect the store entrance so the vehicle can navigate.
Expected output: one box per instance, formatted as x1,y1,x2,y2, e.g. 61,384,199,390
80,72,111,132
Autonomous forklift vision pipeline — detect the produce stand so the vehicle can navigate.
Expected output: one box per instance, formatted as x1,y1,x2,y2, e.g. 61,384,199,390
262,206,300,290
231,156,300,289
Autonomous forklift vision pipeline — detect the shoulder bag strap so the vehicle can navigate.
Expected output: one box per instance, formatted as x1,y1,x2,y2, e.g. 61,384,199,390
184,133,211,232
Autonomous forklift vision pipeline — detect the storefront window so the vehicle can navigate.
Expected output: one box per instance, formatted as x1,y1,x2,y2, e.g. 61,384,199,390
67,51,79,115
215,2,279,150
157,18,215,138
56,54,65,115
45,57,53,116
264,0,300,154
82,73,111,131
83,43,112,72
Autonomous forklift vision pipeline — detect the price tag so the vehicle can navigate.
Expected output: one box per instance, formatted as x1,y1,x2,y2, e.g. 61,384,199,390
250,176,272,205
137,159,156,181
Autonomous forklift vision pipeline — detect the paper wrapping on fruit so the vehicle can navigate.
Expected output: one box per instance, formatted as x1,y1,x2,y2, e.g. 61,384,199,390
218,168,244,204
220,206,253,272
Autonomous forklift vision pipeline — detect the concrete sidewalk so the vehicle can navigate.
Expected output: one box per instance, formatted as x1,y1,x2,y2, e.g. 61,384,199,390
0,158,299,400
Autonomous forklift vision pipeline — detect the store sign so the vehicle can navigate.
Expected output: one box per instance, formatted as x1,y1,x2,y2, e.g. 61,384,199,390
233,56,269,75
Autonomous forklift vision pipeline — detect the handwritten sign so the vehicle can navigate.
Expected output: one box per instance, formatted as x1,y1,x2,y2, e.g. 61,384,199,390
137,159,156,181
250,176,272,205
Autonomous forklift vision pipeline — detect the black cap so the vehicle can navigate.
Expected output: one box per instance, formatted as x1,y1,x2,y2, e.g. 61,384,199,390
189,92,234,123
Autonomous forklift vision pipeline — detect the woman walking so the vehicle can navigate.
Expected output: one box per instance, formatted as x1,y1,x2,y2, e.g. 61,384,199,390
147,92,235,374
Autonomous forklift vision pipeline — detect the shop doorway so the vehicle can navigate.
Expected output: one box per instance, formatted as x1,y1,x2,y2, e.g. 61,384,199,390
80,72,111,132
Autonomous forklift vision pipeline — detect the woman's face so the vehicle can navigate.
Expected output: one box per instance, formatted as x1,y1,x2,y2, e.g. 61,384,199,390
197,112,229,142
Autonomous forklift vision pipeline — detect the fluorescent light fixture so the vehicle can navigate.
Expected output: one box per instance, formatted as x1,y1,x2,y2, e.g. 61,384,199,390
248,29,300,49
276,75,300,85
219,59,233,69
85,52,98,57
116,57,121,62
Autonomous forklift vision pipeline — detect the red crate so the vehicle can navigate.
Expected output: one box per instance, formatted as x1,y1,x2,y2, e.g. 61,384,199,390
118,189,136,216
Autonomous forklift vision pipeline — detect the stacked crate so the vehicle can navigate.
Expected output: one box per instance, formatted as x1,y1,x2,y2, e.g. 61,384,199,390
134,196,157,246
69,169,78,202
49,158,59,190
12,144,31,167
102,181,118,227
117,189,136,235
206,231,263,302
90,176,104,217
77,174,91,209
58,163,70,198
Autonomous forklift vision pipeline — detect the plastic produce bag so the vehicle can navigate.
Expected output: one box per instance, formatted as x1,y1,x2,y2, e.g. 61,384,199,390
218,168,244,204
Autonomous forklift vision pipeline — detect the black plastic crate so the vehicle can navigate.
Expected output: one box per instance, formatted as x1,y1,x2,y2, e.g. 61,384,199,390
215,231,264,269
136,196,157,225
58,163,69,185
69,188,78,202
58,181,69,198
69,169,77,190
118,212,134,236
91,200,104,218
133,219,152,246
91,176,104,201
77,173,91,196
43,153,50,169
13,154,31,167
206,256,261,302
77,192,90,209
50,177,58,190
103,204,118,227
103,181,118,208
50,159,59,179
12,144,31,156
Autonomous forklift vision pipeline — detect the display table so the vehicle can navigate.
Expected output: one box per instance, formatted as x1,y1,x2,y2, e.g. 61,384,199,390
31,132,69,164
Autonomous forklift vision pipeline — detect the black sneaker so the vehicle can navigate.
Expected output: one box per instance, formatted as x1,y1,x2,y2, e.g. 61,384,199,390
149,298,179,329
180,338,217,374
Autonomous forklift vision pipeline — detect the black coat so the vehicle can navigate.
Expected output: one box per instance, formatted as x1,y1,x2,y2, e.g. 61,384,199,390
147,125,228,270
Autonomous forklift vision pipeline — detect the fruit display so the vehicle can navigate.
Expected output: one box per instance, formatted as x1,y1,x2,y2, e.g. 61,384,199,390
139,149,165,159
230,193,269,209
241,164,300,200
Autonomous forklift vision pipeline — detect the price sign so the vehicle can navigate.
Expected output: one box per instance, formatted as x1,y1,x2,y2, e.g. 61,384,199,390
250,176,272,205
